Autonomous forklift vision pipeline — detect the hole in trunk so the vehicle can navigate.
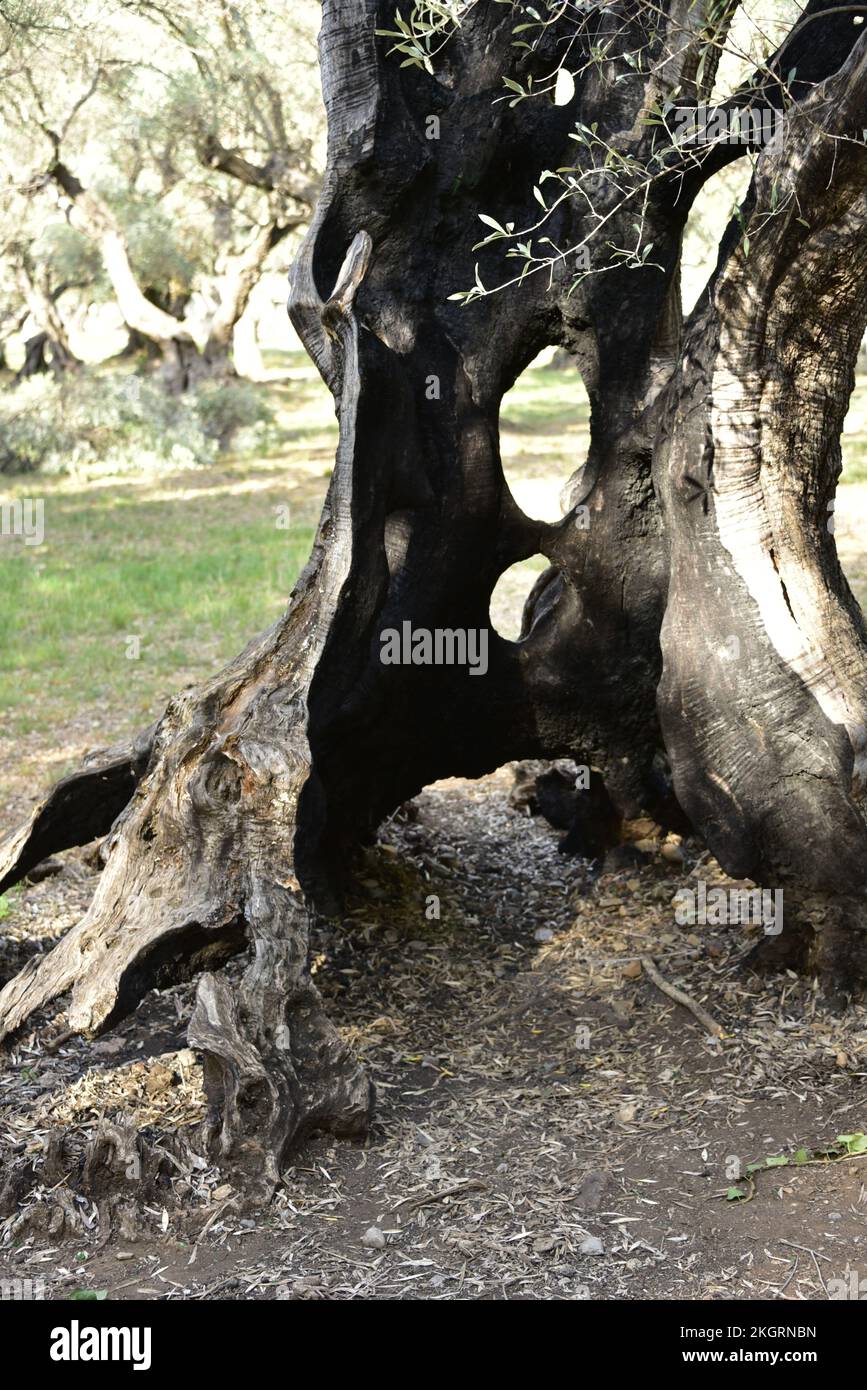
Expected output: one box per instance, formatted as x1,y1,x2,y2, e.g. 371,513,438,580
681,162,751,314
489,557,551,642
838,385,867,613
499,348,590,523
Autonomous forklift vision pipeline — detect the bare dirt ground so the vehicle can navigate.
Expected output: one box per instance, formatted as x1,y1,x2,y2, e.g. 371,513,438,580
1,762,865,1301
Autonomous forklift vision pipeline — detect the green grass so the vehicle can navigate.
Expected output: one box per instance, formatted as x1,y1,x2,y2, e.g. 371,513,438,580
0,349,338,739
0,482,316,734
500,361,592,433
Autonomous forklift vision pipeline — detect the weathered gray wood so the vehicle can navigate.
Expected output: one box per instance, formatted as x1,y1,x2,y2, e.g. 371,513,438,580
655,45,867,970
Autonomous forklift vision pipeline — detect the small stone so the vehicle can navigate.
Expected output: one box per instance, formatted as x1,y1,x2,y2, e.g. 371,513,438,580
211,1184,233,1202
361,1226,386,1249
661,842,685,864
580,1236,604,1256
622,960,642,979
534,927,554,942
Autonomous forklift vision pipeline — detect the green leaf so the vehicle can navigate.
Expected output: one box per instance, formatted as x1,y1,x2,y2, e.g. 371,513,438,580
746,1154,788,1173
837,1133,867,1155
726,1185,748,1201
69,1289,108,1301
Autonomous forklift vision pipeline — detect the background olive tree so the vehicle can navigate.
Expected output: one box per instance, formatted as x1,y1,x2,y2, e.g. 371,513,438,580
0,0,324,464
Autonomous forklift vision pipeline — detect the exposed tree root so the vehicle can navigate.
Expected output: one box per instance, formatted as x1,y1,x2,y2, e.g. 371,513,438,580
0,725,156,897
0,1120,190,1241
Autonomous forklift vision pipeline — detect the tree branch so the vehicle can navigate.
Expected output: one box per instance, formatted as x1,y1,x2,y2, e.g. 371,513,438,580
47,154,190,345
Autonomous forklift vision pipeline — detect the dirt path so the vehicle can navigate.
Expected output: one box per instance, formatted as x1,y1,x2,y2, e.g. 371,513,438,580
1,770,864,1301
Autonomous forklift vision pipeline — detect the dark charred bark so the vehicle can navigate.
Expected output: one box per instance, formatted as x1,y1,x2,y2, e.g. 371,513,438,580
1,1,865,1195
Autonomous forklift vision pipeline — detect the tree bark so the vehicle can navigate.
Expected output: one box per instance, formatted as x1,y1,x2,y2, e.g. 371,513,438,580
14,258,81,377
656,43,867,984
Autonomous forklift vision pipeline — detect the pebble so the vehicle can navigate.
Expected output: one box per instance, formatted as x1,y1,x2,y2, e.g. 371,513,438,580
361,1226,386,1249
580,1236,604,1256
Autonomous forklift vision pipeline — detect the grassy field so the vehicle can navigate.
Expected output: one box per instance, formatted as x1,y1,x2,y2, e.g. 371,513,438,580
0,355,336,746
0,352,865,767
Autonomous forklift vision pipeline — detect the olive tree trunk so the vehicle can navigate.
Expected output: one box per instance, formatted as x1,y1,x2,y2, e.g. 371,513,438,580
1,0,865,1194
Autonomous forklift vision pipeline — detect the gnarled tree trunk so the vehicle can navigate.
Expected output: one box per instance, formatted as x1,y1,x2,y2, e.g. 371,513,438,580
1,0,865,1196
47,157,298,394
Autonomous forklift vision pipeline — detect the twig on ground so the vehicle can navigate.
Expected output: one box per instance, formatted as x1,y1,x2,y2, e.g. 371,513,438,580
639,956,725,1038
395,1179,488,1213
